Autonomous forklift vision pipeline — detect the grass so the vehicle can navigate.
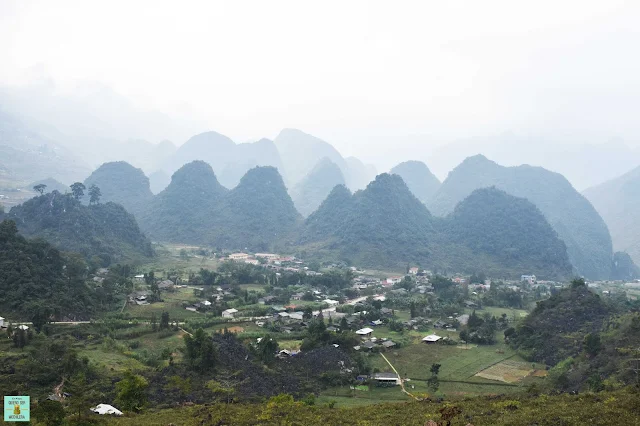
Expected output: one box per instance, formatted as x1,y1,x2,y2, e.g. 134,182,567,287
78,347,147,373
238,283,266,292
478,306,529,320
140,243,221,275
364,329,545,399
110,387,640,425
123,287,203,320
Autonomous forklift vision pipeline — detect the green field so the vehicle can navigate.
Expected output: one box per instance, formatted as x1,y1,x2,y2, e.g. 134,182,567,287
122,287,204,320
140,243,221,274
477,306,529,319
238,283,266,292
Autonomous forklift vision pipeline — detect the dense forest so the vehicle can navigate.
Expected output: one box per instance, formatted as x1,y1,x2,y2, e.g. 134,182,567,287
507,279,611,365
440,187,573,278
141,160,228,243
83,161,154,219
4,190,154,265
141,163,302,251
507,279,640,392
427,154,614,280
0,220,97,320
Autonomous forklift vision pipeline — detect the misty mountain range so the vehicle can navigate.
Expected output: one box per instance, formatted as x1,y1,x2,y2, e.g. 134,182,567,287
1,91,640,279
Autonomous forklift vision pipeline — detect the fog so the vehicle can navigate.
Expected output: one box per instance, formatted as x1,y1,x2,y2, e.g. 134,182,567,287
1,0,639,188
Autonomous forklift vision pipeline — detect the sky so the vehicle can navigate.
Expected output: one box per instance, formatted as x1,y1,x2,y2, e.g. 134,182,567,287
1,0,640,172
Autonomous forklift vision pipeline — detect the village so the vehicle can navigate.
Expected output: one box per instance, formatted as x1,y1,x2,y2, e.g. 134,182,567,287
2,244,639,412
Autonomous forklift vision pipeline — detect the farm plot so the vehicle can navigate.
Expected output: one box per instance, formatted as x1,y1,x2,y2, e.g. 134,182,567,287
475,360,534,383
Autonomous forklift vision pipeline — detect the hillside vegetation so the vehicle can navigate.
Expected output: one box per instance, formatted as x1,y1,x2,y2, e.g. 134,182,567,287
507,280,610,365
5,191,153,265
428,155,613,280
84,161,154,218
300,177,572,279
111,387,640,426
141,161,228,243
142,163,301,251
0,220,97,320
441,187,573,278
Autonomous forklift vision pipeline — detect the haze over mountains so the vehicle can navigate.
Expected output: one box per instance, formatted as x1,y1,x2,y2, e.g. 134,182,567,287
584,166,640,265
390,161,441,205
1,90,640,280
427,155,613,280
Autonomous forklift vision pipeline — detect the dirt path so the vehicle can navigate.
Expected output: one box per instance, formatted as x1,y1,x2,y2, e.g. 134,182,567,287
53,377,65,398
379,353,423,401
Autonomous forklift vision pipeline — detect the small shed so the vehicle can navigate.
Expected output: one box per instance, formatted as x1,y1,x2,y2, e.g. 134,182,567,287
356,327,374,336
372,372,400,385
422,334,442,343
222,308,239,318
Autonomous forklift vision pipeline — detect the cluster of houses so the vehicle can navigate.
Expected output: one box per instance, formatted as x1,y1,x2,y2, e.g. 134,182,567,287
225,252,322,275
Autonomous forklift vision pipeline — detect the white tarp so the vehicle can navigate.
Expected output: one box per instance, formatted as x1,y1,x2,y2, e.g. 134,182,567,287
91,404,123,416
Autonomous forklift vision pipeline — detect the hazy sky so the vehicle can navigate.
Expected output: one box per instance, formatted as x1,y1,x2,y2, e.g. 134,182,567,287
1,0,639,170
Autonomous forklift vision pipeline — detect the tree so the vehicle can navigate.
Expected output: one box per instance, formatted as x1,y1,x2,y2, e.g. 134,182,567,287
33,400,65,426
70,182,86,200
13,327,26,349
160,311,170,330
33,184,47,195
183,328,218,372
339,317,349,331
427,363,441,392
584,333,602,357
257,334,279,365
115,370,148,412
150,312,158,332
430,363,441,376
303,306,313,321
88,184,102,204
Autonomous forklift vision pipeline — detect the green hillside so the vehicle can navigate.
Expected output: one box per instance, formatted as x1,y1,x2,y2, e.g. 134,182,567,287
507,279,610,365
0,219,97,320
142,164,301,251
428,155,613,280
441,187,573,278
214,166,302,251
300,177,571,279
6,191,153,265
84,161,154,218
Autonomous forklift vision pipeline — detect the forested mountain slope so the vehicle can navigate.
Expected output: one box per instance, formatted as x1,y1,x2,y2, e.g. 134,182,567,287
0,220,97,320
507,280,610,365
441,187,573,278
300,177,571,278
141,164,301,251
428,155,613,279
6,191,153,265
141,161,228,243
214,166,302,251
83,161,153,218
